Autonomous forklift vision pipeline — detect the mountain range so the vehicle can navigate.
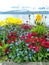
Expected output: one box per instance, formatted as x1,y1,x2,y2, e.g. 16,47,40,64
0,10,49,14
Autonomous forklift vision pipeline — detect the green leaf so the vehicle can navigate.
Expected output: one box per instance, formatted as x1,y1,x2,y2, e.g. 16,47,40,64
24,57,29,62
0,46,2,49
3,44,9,49
13,57,22,63
38,53,43,61
32,57,36,62
0,60,4,62
30,24,47,35
17,59,22,63
9,53,12,58
4,56,8,61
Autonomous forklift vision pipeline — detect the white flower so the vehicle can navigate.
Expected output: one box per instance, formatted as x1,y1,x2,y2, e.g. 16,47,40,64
32,49,36,53
47,48,49,52
16,49,19,51
28,54,31,57
17,53,20,56
11,56,14,59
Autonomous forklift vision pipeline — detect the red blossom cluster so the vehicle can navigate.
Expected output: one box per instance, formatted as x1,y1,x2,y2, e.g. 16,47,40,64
21,24,32,30
1,31,49,53
0,32,17,53
7,32,17,44
18,32,49,52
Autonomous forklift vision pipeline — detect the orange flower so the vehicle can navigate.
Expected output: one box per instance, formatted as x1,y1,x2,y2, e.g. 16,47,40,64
36,14,42,23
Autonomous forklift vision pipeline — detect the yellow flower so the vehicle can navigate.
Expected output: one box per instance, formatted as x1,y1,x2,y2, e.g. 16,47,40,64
36,14,42,23
0,20,5,26
6,17,17,24
16,18,22,25
6,17,22,25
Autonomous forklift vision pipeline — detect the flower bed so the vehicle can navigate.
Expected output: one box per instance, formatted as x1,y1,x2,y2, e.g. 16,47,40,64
0,15,49,63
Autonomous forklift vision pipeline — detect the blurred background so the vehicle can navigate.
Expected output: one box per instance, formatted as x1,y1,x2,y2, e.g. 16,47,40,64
0,0,49,26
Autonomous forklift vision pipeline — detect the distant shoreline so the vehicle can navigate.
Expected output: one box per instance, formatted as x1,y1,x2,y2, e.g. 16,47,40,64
0,11,49,14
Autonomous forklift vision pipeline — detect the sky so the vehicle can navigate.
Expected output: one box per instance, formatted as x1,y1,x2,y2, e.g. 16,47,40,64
0,0,49,11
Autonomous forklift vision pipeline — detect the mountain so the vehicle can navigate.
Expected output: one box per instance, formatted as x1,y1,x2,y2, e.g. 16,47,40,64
0,10,32,14
0,10,49,14
32,11,49,14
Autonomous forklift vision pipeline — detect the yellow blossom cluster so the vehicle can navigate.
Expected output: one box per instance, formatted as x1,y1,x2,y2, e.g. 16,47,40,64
0,17,22,26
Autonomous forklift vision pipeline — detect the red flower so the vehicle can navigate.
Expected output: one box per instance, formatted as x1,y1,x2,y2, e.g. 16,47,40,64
13,39,17,42
8,32,16,39
41,41,49,48
13,32,16,36
46,41,49,45
10,32,13,35
27,33,32,38
21,24,32,30
18,35,25,41
41,43,45,47
31,32,38,36
35,37,39,42
5,48,9,53
22,36,25,39
0,42,2,46
25,39,30,43
7,34,11,38
28,44,33,49
11,36,16,40
41,34,46,39
34,46,40,52
48,33,49,36
37,38,43,43
44,42,49,48
8,40,11,44
41,40,46,45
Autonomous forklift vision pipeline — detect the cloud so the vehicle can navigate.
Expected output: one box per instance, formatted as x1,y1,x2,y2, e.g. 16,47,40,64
0,0,49,11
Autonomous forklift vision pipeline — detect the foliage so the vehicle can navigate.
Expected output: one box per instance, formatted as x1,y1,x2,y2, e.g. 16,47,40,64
31,24,48,35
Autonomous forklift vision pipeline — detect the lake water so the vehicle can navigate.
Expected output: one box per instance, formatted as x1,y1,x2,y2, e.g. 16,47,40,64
0,14,49,26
